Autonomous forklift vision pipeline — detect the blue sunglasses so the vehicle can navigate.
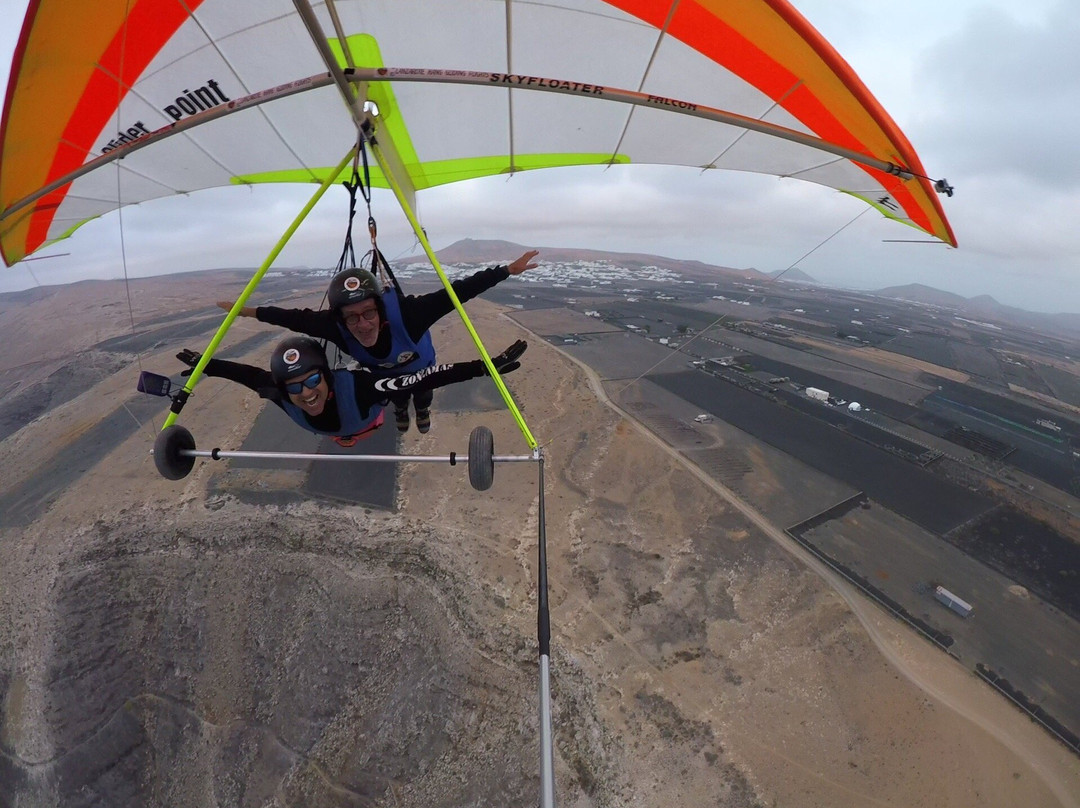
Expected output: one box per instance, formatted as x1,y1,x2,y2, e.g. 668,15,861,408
284,371,323,395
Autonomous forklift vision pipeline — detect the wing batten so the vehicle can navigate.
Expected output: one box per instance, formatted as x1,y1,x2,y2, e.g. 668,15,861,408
606,0,955,245
2,65,950,260
1,0,956,267
356,68,920,176
1,72,338,260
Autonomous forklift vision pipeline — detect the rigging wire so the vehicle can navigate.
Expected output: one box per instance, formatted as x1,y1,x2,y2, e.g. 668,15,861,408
99,1,155,436
611,206,870,397
114,163,154,434
111,3,156,435
22,261,43,289
387,236,423,263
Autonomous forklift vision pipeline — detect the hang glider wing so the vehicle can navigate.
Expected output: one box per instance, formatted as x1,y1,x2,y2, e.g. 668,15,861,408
1,0,956,267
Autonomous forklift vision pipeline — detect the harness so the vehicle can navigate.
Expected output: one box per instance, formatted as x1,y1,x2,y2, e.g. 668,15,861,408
331,410,385,447
331,135,430,375
279,370,381,437
335,289,436,378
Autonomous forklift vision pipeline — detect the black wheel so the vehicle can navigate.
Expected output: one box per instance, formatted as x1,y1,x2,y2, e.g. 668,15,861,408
153,425,197,480
468,426,494,491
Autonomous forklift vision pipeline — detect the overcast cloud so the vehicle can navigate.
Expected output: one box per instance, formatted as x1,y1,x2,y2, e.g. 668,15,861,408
1,0,1077,313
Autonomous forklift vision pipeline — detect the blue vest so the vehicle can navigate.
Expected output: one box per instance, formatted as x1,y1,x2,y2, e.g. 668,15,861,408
280,370,379,437
335,289,436,379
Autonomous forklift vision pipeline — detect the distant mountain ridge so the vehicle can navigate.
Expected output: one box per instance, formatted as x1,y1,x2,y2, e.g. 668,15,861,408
402,237,813,285
4,241,1074,330
396,239,1077,331
870,283,1080,333
769,267,817,284
873,283,973,308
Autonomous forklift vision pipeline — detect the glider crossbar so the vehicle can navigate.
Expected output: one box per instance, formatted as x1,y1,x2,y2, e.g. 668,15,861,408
181,449,535,463
161,147,358,429
368,137,539,451
3,64,953,261
343,67,944,191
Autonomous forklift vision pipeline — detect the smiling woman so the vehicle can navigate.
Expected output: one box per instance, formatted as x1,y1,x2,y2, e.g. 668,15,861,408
283,371,324,397
171,335,528,445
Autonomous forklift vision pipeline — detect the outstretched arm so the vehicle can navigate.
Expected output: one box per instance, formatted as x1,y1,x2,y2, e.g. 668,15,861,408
506,250,540,275
216,300,256,318
351,340,528,408
176,349,279,398
215,301,342,345
400,251,541,338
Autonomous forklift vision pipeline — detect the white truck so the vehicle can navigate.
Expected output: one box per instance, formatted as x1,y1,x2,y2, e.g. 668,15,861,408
934,585,973,618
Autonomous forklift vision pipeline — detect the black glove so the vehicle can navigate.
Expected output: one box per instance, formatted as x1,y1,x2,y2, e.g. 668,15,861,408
490,340,527,375
176,349,201,377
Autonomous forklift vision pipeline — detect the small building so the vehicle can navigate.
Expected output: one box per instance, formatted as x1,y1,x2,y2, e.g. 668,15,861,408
934,585,973,618
848,402,863,412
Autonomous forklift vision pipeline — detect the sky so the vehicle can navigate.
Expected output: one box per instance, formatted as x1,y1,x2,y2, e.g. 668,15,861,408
1,0,1077,314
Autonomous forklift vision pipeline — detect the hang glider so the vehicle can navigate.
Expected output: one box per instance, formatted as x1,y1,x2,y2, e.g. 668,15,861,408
0,6,959,807
1,0,955,269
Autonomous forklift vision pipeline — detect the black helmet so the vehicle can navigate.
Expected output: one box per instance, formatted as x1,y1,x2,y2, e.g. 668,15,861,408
270,336,329,386
327,267,382,310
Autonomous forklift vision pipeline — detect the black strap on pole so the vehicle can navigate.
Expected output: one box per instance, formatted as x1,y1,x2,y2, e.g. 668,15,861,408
537,452,550,656
332,129,413,314
335,153,364,272
336,125,378,271
339,129,402,295
372,246,401,290
325,131,377,367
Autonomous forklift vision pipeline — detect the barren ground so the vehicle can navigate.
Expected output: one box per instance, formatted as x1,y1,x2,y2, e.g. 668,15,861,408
1,285,1078,806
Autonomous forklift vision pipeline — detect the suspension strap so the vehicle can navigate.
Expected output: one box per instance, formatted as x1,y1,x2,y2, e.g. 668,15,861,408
372,246,401,290
336,140,368,272
162,147,358,428
338,129,396,293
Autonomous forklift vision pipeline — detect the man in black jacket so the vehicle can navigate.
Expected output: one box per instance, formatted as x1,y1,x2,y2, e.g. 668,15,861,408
218,250,539,433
